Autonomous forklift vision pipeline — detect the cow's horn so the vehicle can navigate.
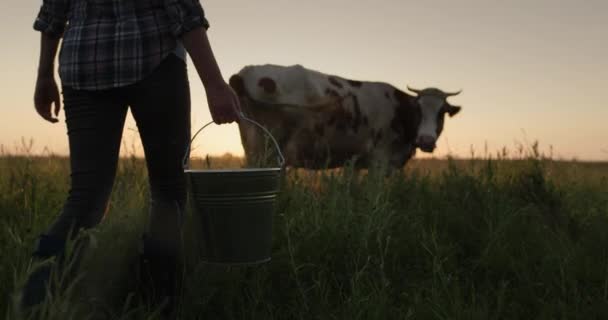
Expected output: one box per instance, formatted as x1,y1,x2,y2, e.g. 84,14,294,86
444,90,462,97
407,86,423,94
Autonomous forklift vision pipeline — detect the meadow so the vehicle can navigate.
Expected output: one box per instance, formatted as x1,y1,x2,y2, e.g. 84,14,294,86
1,144,608,319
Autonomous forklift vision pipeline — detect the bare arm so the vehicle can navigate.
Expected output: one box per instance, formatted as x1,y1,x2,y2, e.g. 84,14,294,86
38,33,60,77
181,26,240,124
34,33,62,123
181,27,223,88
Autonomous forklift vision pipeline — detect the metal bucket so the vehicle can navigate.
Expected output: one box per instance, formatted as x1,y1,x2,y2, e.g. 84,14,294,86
183,115,284,265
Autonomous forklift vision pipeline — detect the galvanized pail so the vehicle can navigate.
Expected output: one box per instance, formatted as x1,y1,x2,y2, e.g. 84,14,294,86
183,115,284,265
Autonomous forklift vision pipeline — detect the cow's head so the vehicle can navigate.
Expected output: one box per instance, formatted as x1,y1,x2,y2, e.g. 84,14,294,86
407,87,462,152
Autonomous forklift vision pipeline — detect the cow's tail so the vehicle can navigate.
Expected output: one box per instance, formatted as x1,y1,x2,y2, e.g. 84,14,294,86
229,74,248,98
228,74,279,110
229,73,256,117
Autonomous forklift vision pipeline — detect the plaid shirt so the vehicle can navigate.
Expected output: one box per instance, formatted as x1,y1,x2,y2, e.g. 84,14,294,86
34,0,209,90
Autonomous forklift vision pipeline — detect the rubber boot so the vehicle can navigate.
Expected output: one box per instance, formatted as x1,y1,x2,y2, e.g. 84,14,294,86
20,232,90,311
20,234,66,308
138,234,182,318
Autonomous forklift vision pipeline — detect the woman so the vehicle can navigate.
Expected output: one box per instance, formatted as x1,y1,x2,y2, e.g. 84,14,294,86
23,0,240,311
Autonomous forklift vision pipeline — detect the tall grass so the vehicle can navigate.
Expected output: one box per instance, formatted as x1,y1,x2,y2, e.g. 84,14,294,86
1,144,607,319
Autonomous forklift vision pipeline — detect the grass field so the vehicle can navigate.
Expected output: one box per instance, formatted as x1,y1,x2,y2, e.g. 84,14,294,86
1,147,608,319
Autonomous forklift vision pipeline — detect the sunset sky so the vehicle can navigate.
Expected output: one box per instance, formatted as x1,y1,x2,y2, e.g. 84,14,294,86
1,0,607,161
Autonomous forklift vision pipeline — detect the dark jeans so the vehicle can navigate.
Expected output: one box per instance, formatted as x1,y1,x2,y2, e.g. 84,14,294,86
47,54,191,247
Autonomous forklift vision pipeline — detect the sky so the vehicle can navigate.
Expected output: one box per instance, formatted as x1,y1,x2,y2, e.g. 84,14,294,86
1,0,607,161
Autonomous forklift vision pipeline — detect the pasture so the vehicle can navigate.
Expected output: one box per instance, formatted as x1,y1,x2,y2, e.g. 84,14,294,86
1,147,607,319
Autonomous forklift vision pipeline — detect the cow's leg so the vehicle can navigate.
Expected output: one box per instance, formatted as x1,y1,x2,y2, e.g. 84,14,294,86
283,138,301,168
235,98,254,163
387,145,416,173
236,98,275,167
239,119,265,166
364,147,390,171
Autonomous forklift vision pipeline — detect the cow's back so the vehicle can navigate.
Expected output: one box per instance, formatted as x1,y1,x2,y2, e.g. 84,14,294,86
235,64,335,107
230,64,417,169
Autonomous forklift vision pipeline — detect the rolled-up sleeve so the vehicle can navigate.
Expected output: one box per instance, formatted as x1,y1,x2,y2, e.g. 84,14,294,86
33,0,69,38
164,0,210,37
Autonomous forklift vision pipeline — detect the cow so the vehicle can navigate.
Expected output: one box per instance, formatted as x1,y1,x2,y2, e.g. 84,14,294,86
228,64,462,169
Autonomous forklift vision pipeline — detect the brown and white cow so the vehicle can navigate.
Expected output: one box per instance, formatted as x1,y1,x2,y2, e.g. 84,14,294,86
229,64,462,169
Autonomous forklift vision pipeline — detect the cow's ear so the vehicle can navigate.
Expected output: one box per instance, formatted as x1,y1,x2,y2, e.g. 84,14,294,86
447,105,461,117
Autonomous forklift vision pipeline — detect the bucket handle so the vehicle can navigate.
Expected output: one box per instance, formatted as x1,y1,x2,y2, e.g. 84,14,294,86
183,113,286,169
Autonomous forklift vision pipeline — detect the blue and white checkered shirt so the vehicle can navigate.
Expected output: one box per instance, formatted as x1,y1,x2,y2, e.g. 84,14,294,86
34,0,209,90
